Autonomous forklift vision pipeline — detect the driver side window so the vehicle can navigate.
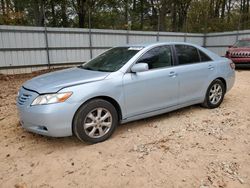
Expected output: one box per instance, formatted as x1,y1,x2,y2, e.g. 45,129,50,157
137,46,172,69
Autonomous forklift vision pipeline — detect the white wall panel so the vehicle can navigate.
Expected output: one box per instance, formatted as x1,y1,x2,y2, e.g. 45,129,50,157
159,36,184,42
92,49,107,58
186,37,203,45
0,52,5,66
206,35,236,46
206,47,228,56
238,34,250,40
2,32,9,48
49,49,90,63
3,25,250,74
129,35,156,44
92,34,126,46
0,32,3,48
48,33,89,47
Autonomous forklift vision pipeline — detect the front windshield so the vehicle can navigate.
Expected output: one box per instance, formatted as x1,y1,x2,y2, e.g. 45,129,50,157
234,40,250,47
81,47,142,72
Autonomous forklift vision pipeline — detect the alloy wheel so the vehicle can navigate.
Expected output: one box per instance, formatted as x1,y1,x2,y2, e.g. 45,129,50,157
83,107,112,138
209,83,223,105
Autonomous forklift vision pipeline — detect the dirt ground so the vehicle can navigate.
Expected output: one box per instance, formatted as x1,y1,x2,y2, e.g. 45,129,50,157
0,69,249,188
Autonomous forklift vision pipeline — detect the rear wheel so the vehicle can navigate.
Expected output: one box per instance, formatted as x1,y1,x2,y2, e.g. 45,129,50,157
202,79,226,109
73,99,118,143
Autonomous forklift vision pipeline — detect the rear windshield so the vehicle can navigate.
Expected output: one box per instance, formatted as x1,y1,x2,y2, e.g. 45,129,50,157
234,40,250,47
81,47,142,72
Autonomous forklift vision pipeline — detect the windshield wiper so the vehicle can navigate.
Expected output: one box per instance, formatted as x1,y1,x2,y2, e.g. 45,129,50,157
95,69,112,72
79,66,95,71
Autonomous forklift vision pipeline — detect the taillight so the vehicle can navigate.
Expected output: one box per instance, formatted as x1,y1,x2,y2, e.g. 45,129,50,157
230,62,235,69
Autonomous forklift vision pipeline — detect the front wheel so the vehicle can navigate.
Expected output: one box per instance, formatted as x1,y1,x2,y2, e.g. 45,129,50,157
73,99,118,143
202,79,226,109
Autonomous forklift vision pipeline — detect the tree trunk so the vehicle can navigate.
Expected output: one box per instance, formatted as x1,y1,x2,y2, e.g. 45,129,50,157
33,0,44,26
150,0,158,30
209,0,214,19
51,0,56,27
34,0,40,26
172,2,177,31
226,0,232,23
159,0,167,31
77,0,87,28
133,0,136,11
5,0,10,15
61,0,68,27
1,0,5,15
221,0,226,19
140,0,144,30
125,0,128,25
214,0,221,18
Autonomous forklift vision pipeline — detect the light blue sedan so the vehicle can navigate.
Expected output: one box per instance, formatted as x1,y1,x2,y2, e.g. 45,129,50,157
17,42,235,143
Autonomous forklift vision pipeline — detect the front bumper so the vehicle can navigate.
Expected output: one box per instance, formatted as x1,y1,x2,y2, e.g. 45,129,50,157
229,57,250,64
17,87,77,137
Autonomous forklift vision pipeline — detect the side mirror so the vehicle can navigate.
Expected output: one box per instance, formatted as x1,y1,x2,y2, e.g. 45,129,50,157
228,45,233,48
131,63,149,73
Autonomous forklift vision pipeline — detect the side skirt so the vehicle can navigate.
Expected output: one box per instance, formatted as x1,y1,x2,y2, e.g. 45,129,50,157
120,99,202,124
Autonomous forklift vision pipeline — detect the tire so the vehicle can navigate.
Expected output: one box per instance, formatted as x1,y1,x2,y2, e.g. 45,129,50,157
73,99,118,143
201,79,226,109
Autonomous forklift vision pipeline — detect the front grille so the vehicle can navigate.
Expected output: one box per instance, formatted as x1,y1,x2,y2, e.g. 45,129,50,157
231,51,250,58
17,93,32,105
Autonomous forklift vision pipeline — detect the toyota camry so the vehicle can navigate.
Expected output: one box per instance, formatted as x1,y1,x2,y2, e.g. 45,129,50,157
17,42,235,143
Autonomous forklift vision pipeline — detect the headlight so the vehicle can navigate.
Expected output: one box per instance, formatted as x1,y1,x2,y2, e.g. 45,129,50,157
31,92,73,106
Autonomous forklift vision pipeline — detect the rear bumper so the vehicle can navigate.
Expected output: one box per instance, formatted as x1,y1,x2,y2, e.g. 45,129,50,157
225,70,235,93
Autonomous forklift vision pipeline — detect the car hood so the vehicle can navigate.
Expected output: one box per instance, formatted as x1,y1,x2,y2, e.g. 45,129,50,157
23,67,110,93
229,47,250,52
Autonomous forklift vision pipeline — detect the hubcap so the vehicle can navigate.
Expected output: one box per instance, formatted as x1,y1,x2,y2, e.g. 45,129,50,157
83,108,112,138
209,83,223,105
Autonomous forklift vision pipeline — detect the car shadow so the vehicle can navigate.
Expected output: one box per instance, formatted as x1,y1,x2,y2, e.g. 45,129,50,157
19,104,211,148
114,104,203,136
236,65,250,70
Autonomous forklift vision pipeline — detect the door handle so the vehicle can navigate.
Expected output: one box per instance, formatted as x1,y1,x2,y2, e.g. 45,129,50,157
208,65,214,70
169,71,177,77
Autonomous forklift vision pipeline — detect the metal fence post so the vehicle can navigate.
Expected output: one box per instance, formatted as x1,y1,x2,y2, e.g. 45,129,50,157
43,4,50,69
156,7,160,42
126,20,131,44
236,30,239,42
203,33,207,48
88,8,93,59
184,33,187,42
44,26,51,69
89,28,93,59
126,30,129,44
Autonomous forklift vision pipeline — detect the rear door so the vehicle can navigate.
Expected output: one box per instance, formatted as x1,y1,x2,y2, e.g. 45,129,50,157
173,45,216,103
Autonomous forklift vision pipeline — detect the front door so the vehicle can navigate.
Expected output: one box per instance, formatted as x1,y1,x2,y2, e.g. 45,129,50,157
122,45,179,118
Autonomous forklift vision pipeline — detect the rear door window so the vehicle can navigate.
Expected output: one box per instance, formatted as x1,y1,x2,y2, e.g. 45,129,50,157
175,45,200,65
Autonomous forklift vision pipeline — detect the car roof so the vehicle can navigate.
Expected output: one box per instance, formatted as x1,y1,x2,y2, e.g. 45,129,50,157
116,42,221,61
115,42,222,73
119,42,199,48
239,38,250,41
